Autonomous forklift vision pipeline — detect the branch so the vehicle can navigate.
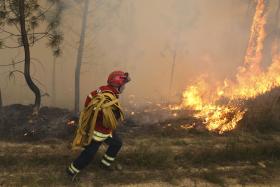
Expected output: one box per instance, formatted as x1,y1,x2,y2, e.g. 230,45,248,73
29,32,50,45
0,59,24,67
0,34,14,40
1,32,53,49
28,2,56,22
0,28,49,37
8,70,24,80
7,0,20,23
1,44,23,49
8,70,48,95
9,17,21,33
0,27,18,36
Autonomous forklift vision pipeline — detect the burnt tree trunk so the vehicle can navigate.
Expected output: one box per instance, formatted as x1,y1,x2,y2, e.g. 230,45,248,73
74,0,89,113
19,0,41,113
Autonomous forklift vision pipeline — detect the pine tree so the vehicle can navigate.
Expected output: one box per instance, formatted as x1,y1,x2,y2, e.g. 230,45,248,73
0,0,63,113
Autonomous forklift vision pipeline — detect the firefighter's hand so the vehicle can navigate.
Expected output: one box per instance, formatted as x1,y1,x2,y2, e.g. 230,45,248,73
67,114,79,126
67,120,76,126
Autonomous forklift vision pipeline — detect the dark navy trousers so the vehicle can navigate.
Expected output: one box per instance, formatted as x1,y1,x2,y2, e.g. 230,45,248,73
73,133,122,170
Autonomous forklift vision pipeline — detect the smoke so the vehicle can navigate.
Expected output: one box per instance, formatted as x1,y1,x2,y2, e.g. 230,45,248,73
1,0,279,110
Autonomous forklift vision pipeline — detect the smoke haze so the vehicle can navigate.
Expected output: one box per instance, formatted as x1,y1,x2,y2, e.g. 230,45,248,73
1,0,279,110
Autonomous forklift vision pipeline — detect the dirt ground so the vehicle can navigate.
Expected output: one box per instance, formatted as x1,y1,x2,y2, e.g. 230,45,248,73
1,105,280,186
1,129,280,186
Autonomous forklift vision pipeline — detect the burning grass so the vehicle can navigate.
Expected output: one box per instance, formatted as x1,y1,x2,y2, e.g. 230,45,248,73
240,87,280,132
166,0,280,135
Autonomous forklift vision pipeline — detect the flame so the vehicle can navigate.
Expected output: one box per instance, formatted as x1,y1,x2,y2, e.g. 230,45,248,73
182,85,203,110
244,0,266,69
177,0,280,134
181,80,247,134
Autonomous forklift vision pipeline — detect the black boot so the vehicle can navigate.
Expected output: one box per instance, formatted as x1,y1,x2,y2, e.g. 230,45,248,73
99,161,114,171
66,163,80,181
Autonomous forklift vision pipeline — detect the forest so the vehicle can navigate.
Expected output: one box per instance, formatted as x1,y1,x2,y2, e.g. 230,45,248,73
1,0,280,186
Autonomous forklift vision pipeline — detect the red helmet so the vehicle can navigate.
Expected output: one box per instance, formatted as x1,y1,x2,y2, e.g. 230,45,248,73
107,71,130,87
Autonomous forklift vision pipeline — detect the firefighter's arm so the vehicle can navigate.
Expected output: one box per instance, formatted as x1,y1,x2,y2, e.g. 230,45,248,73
67,113,79,125
84,91,96,107
67,90,97,126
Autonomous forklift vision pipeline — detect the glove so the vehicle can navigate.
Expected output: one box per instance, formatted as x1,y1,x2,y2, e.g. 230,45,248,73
67,114,79,126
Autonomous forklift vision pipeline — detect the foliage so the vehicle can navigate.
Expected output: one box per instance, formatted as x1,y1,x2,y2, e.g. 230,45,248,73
0,0,64,56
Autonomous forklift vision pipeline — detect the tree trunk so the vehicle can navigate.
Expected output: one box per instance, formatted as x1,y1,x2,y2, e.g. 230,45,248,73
52,56,56,106
19,0,41,113
0,88,2,108
74,0,89,113
168,50,177,102
0,88,2,122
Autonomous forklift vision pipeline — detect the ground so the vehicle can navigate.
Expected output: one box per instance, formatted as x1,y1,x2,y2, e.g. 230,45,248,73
0,105,280,187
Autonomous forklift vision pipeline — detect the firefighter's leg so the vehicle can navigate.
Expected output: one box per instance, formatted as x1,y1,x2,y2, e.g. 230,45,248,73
67,140,102,176
100,133,123,168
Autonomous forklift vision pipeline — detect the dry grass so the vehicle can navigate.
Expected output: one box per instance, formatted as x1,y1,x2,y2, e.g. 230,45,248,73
0,131,280,186
1,91,280,186
176,138,280,166
240,87,280,133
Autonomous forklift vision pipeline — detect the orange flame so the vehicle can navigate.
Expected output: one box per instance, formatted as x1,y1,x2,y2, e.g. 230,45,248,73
177,0,280,134
244,0,266,69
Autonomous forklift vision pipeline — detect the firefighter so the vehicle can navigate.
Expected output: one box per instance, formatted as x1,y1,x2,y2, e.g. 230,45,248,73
66,71,130,179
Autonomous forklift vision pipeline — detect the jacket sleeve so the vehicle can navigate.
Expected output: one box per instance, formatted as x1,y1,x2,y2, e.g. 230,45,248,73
84,91,96,107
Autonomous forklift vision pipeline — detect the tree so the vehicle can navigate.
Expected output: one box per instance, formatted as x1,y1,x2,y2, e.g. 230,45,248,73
161,0,197,102
161,37,186,102
51,55,57,105
0,88,2,124
0,0,63,113
74,0,89,113
0,88,2,108
64,0,123,113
